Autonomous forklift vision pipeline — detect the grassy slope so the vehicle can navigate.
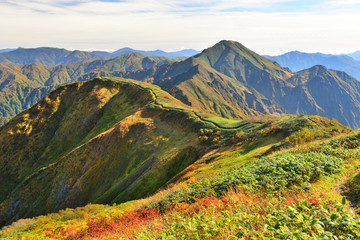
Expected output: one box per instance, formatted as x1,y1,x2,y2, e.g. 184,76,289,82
0,77,209,226
165,64,285,119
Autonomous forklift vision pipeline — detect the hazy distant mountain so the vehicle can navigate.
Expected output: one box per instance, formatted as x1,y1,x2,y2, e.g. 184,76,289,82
265,51,360,80
282,65,360,128
348,51,360,61
0,48,17,53
0,47,104,66
91,47,200,58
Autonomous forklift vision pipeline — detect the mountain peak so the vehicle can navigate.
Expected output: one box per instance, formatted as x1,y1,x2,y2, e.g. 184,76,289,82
216,40,247,49
310,65,328,71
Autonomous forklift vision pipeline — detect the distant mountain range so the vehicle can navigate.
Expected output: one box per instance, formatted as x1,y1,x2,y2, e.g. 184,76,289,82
0,47,200,66
265,51,360,80
90,47,200,59
0,48,17,53
348,51,360,61
0,47,104,66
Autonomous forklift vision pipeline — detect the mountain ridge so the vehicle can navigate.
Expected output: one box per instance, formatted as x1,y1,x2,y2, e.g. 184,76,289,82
90,47,200,59
265,51,360,80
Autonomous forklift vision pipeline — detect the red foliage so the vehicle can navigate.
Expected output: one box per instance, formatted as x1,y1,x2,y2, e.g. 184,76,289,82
118,208,159,225
308,197,321,207
63,208,160,240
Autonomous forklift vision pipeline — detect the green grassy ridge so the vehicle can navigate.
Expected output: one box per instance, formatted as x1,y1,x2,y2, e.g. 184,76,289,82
105,77,274,131
0,77,209,227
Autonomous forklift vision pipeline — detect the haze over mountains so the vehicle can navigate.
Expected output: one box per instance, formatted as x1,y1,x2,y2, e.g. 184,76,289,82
1,40,360,129
90,47,200,59
0,47,104,66
0,47,199,66
266,51,360,80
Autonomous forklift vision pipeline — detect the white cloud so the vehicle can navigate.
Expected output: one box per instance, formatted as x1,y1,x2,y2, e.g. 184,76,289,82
0,0,360,54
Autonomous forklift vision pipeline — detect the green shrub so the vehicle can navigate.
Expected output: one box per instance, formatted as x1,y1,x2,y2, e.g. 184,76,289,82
285,128,323,145
155,152,342,210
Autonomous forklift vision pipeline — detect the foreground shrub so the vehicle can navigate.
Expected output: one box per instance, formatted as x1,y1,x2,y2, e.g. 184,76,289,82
155,152,342,210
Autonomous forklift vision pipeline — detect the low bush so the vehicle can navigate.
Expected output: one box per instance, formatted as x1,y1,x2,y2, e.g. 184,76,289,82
155,152,342,211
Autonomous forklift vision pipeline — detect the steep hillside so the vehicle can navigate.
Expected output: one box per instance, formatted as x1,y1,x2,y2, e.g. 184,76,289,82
191,40,293,102
0,77,203,226
0,47,104,66
79,41,360,129
282,65,360,128
164,64,285,118
266,51,360,80
151,40,293,105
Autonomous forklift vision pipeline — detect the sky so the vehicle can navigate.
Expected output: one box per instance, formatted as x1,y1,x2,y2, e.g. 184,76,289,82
1,0,360,55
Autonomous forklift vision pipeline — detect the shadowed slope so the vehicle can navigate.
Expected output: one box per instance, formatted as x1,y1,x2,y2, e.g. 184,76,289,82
283,65,360,128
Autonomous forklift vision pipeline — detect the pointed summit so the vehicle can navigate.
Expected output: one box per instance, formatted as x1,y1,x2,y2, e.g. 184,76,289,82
193,40,292,80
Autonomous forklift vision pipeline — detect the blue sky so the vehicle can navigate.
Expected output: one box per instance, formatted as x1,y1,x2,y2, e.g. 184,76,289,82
0,0,359,54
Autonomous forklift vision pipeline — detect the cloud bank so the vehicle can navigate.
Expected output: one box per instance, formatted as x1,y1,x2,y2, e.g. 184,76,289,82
0,0,359,54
